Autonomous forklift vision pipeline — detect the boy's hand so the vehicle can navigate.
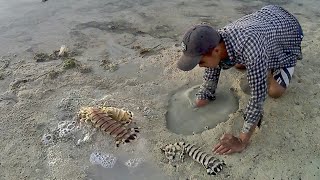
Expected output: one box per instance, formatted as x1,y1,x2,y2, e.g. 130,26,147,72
212,133,248,155
195,99,210,107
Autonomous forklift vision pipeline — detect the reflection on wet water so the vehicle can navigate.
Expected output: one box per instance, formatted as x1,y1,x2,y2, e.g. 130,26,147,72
1,0,320,55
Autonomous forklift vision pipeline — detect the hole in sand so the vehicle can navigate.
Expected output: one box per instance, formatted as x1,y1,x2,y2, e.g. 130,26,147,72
166,84,239,135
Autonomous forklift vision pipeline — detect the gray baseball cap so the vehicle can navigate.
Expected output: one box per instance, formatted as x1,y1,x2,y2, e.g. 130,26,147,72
177,24,221,71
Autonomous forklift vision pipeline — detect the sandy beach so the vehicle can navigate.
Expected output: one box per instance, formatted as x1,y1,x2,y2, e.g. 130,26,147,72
0,0,319,179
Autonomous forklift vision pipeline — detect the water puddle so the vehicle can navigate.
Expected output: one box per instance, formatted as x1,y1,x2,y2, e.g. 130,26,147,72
166,84,239,135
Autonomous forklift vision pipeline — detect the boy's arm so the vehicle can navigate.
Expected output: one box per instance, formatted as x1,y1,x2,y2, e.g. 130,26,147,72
196,66,222,101
213,35,268,155
240,35,268,137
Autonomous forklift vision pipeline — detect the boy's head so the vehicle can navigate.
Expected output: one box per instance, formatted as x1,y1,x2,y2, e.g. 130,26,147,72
177,24,228,71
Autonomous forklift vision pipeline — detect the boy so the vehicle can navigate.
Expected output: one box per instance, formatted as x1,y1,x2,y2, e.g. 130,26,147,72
177,5,303,155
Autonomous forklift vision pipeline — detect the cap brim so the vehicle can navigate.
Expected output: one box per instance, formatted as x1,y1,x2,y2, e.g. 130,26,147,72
177,54,201,71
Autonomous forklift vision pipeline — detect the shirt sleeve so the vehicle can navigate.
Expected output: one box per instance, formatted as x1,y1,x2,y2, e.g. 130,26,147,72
196,66,222,101
241,34,268,133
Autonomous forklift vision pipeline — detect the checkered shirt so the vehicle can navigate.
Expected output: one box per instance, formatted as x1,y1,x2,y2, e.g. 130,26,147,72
196,5,304,133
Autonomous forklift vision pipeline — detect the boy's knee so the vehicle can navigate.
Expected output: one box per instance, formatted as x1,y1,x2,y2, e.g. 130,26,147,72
235,64,246,70
268,85,286,98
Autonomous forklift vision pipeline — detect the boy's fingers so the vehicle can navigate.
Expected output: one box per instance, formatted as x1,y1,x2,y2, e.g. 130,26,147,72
213,143,222,152
223,149,233,155
219,135,225,140
215,147,230,155
217,147,231,155
213,144,226,154
195,99,209,107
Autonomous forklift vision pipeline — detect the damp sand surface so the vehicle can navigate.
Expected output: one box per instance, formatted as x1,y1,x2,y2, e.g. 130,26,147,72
87,162,169,180
1,0,320,180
